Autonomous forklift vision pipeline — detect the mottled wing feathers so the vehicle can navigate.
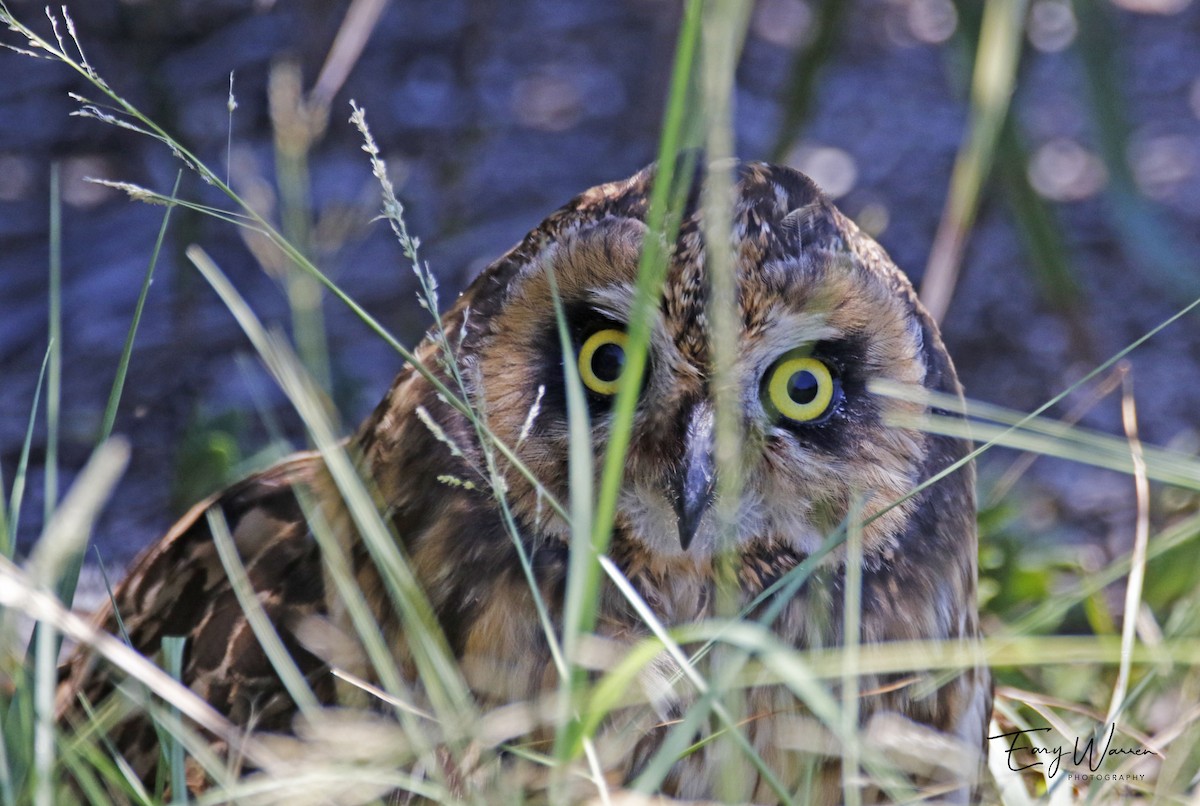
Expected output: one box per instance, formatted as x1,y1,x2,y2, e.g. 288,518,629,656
56,452,334,775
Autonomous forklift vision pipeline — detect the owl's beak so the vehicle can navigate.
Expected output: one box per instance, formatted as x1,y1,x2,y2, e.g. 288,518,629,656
672,401,716,551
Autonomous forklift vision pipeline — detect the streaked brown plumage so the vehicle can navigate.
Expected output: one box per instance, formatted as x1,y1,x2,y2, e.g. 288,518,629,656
58,160,991,802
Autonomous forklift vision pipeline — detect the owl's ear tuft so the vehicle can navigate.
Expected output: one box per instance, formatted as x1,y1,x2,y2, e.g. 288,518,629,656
778,201,848,254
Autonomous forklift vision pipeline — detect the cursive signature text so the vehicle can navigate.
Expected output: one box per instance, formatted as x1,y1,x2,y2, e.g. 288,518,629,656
988,723,1153,778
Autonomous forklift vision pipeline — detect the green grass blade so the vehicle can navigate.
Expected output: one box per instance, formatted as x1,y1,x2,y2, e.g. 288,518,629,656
6,345,54,555
32,621,55,806
270,61,332,396
544,254,598,795
0,449,8,562
590,0,702,560
206,508,322,717
0,686,16,806
770,0,852,161
161,636,188,803
93,547,132,647
922,0,1029,323
1070,0,1198,300
953,0,1085,321
44,163,61,531
99,172,182,444
860,291,1200,538
699,8,756,797
50,172,183,623
995,123,1084,317
841,503,863,806
61,693,156,806
548,0,704,784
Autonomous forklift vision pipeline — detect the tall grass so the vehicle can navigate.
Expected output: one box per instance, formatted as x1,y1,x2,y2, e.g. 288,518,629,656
1,1,1199,804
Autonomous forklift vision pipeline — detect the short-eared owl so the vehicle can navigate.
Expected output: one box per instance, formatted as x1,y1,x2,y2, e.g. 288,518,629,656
59,160,990,802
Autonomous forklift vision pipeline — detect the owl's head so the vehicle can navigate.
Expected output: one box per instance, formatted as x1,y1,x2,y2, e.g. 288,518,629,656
385,161,971,569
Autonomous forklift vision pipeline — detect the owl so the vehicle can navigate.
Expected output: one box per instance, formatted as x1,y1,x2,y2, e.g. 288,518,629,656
58,160,991,802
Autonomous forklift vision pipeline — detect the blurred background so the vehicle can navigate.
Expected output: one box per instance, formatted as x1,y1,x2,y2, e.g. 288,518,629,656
1,0,1198,617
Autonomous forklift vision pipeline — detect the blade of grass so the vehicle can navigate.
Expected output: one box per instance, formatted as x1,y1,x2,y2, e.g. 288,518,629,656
1070,0,1198,301
44,163,61,531
309,0,388,112
589,0,702,560
192,766,445,805
206,508,322,718
270,60,331,396
887,406,1200,491
954,0,1086,328
769,0,852,161
161,636,187,803
701,0,752,546
995,122,1085,321
551,0,704,776
93,550,131,647
48,171,185,628
699,4,755,797
5,345,53,555
32,617,55,806
921,0,1029,323
1104,374,1151,728
738,631,1200,679
543,255,602,802
583,628,1200,726
63,691,154,805
98,172,182,444
875,380,1200,489
842,502,864,806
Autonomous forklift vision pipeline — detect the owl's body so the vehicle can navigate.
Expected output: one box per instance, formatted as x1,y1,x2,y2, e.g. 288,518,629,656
59,161,990,802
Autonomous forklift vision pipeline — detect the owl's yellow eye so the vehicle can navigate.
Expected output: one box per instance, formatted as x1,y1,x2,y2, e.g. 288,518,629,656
578,328,628,396
764,355,839,423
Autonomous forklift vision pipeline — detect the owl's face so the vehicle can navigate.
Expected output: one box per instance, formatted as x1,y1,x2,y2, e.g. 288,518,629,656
458,162,955,566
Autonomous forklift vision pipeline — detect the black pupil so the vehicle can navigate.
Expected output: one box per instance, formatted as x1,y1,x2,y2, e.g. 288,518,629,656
591,341,625,383
787,369,820,405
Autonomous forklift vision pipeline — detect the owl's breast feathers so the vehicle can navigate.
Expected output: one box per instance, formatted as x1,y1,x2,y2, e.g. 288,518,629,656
57,160,990,800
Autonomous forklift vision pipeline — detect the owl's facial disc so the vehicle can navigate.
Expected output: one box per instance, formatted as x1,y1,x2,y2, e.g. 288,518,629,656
474,169,935,563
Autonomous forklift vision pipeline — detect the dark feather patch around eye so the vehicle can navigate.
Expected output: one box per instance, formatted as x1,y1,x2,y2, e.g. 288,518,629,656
533,301,636,424
772,334,877,455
